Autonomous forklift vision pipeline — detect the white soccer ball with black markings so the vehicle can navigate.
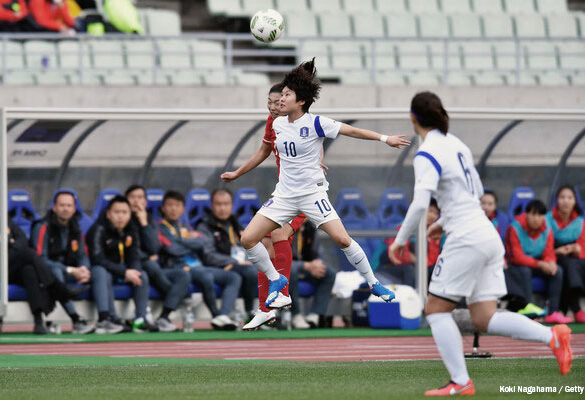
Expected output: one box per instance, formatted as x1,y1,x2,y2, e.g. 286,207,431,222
250,9,284,43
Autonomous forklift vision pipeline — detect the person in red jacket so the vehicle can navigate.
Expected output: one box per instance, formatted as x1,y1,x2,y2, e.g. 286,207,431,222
505,200,570,324
29,0,75,33
0,0,28,31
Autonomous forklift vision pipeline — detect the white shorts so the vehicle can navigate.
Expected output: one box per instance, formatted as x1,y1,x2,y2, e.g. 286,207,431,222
257,191,339,228
428,229,507,305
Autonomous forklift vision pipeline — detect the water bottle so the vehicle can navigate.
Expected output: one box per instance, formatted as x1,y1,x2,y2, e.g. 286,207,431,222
182,307,194,333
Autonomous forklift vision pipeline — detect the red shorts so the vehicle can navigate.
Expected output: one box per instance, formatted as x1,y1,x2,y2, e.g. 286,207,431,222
265,214,306,239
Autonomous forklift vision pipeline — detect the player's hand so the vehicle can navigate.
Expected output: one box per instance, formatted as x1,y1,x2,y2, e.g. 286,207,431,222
124,269,143,286
388,241,404,265
71,266,91,284
133,204,148,226
320,163,328,175
427,222,444,241
221,171,238,182
385,135,411,149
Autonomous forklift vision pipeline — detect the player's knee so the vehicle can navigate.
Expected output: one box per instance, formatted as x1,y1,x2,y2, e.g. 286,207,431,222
470,312,493,333
240,233,258,249
336,235,352,249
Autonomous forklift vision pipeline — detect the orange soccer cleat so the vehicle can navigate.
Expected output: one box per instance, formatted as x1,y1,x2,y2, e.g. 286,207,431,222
425,380,475,396
549,324,573,375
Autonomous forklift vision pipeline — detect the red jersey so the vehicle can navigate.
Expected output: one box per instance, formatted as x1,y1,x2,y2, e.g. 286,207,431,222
263,114,281,174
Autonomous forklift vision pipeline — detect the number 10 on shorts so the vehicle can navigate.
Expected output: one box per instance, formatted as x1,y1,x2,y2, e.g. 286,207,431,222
315,199,332,215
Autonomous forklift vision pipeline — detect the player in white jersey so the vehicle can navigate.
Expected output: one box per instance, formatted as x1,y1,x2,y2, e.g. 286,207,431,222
390,92,572,396
234,59,410,309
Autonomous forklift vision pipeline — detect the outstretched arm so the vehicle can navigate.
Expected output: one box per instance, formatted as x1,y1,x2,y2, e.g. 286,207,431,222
221,142,272,182
338,123,410,149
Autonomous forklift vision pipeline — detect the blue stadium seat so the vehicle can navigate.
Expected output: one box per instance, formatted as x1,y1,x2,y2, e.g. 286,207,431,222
335,188,378,271
91,188,121,221
8,284,28,301
8,189,40,237
146,188,165,222
184,188,211,228
532,277,547,294
51,188,94,234
377,188,409,229
298,280,317,297
508,186,536,220
232,188,262,227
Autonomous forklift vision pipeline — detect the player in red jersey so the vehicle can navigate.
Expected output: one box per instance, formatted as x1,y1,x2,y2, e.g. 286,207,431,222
221,83,312,330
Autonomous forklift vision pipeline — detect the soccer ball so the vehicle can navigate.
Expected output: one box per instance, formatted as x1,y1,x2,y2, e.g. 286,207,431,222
250,9,284,43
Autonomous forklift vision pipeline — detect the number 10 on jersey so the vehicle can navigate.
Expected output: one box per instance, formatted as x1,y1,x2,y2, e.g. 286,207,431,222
283,141,296,157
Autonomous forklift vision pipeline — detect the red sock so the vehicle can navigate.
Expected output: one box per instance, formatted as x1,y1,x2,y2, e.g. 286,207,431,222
273,240,292,297
258,266,270,313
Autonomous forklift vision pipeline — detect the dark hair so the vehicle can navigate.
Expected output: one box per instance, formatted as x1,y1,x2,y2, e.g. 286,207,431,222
282,58,321,112
525,199,547,215
53,191,76,204
163,190,185,205
211,188,233,202
269,83,284,94
429,198,439,210
106,195,130,211
410,91,449,134
482,189,498,205
125,184,146,198
556,185,583,215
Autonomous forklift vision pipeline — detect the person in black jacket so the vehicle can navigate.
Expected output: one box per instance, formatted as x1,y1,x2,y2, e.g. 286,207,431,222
196,188,258,318
30,190,94,334
8,217,87,334
126,184,189,332
86,195,151,334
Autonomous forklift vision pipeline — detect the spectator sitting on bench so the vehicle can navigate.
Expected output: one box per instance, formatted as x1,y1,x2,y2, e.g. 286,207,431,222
87,195,152,334
504,199,570,324
126,184,190,333
30,190,94,334
158,190,241,330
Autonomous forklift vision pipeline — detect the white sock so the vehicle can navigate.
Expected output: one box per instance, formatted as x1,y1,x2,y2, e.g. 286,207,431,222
246,242,280,281
426,313,470,386
487,311,552,344
341,240,377,285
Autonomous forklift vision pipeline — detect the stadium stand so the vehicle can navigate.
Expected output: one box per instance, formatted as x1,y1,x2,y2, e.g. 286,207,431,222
184,188,212,228
232,187,262,227
508,186,537,220
7,189,39,237
146,188,165,221
91,188,122,220
377,188,409,230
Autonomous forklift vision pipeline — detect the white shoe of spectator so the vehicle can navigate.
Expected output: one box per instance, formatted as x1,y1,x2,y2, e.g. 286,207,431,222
292,314,310,329
243,309,277,331
211,314,237,331
95,319,124,334
305,313,319,328
155,317,178,332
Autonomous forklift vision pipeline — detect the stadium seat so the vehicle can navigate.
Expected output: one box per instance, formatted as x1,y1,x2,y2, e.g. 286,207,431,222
24,40,57,70
158,39,192,69
90,40,125,70
207,0,243,16
429,41,462,70
532,277,547,294
482,14,514,38
51,188,94,234
201,70,231,85
536,0,568,13
396,41,431,70
191,40,225,69
571,72,585,85
384,13,418,38
241,0,273,16
283,12,318,38
449,14,482,38
367,40,398,70
377,0,407,13
445,71,473,85
167,70,201,86
335,188,378,270
472,0,503,13
331,41,365,70
409,0,439,13
232,188,262,227
440,0,472,13
125,40,155,70
298,280,317,297
275,0,307,13
183,189,211,228
35,71,70,85
505,72,539,86
57,40,91,70
508,186,536,219
352,13,385,38
524,41,558,70
377,188,409,229
101,70,137,86
418,14,450,38
546,14,578,39
299,40,332,73
309,0,341,12
91,188,122,221
8,189,40,237
8,284,28,301
339,70,375,84
375,70,407,85
506,0,538,13
346,0,375,12
538,71,570,86
558,41,585,70
3,71,35,85
459,41,494,70
146,188,165,221
472,71,507,85
407,72,442,85
232,71,270,85
145,9,181,35
319,13,352,37
493,40,518,70
514,14,547,38
2,41,24,70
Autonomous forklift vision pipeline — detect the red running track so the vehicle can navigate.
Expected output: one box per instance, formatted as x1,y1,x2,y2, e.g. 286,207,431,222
0,334,584,362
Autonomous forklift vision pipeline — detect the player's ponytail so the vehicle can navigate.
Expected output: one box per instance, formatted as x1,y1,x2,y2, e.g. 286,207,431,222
410,91,449,134
282,57,321,112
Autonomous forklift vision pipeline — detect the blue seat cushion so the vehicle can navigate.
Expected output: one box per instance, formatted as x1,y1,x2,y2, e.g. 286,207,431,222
299,280,316,297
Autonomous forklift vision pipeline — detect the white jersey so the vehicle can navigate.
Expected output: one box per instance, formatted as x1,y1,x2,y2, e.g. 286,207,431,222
271,113,341,198
415,129,493,239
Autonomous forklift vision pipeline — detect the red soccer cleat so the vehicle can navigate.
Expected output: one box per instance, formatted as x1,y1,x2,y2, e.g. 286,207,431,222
549,324,573,375
425,380,475,396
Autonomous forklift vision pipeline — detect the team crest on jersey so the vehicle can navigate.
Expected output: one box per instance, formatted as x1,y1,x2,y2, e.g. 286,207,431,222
299,127,309,138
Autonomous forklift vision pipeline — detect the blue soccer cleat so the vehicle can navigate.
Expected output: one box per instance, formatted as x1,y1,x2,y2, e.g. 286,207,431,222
370,282,395,302
265,274,288,308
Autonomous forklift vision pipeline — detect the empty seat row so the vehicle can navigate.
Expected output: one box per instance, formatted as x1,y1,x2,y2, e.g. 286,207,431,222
207,0,569,17
281,11,585,40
